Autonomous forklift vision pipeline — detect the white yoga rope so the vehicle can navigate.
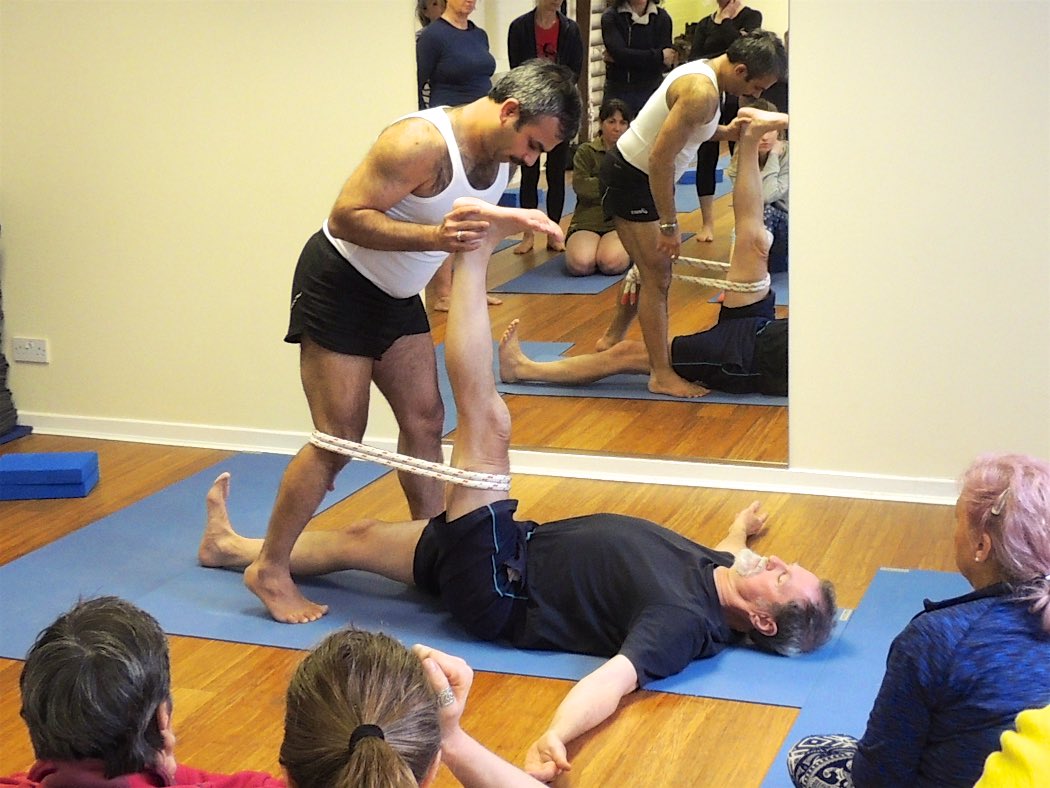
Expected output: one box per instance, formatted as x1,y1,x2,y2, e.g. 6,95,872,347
621,262,770,301
309,430,511,491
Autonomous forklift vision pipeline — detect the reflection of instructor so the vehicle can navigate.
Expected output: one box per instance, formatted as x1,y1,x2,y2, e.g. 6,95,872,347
689,0,763,243
507,0,584,255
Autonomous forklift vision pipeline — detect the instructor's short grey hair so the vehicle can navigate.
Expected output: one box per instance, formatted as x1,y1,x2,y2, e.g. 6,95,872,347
489,59,583,142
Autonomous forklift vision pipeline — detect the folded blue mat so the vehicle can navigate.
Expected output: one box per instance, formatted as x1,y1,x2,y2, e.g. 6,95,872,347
0,424,33,446
492,233,694,295
760,568,971,787
493,341,787,406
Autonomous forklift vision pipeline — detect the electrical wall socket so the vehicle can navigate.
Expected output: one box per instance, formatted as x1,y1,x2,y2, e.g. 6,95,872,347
11,337,50,364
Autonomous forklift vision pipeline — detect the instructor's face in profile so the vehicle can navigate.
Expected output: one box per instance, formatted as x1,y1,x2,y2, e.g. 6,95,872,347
502,114,564,167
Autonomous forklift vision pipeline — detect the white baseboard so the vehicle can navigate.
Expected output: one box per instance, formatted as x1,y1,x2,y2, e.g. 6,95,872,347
19,412,958,506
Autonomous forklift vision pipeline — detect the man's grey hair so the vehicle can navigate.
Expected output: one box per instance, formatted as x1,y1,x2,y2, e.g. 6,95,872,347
19,596,171,778
489,59,582,142
751,580,838,656
726,29,788,82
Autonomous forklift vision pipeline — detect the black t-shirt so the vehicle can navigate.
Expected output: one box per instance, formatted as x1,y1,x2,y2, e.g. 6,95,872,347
514,514,738,687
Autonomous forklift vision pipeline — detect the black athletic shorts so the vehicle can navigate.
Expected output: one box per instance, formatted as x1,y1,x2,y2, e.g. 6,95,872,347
671,290,785,394
284,230,430,359
413,498,532,641
599,147,658,223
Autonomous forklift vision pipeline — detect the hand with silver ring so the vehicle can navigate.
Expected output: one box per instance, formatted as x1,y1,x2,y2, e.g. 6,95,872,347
436,685,456,707
456,230,463,243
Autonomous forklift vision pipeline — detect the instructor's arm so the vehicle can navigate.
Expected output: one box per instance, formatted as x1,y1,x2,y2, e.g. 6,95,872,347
524,655,639,782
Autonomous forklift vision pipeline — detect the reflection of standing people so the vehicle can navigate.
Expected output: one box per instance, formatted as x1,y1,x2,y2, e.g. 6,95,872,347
416,0,495,110
600,0,675,117
689,0,762,242
508,0,584,254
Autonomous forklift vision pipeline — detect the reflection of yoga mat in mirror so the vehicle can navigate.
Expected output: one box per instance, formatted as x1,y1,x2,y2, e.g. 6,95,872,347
493,233,695,295
492,340,787,406
0,451,843,707
761,569,971,787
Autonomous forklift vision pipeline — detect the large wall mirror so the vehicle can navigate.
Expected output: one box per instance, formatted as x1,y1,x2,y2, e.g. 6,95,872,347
450,0,790,468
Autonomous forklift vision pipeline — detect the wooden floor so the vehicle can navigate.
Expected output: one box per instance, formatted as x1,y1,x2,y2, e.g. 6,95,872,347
0,435,958,787
428,189,789,467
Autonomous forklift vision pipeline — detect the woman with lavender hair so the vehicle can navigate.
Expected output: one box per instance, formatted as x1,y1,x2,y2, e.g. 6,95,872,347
788,453,1050,788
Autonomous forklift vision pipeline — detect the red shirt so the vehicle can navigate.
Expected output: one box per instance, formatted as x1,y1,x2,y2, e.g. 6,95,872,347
535,18,559,61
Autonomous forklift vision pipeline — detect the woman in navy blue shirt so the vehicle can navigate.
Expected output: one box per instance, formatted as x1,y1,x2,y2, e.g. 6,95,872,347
416,0,495,110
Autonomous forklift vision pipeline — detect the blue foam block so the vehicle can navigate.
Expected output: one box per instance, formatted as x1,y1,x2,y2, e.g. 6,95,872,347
0,451,98,484
0,467,100,500
0,424,33,446
760,569,971,787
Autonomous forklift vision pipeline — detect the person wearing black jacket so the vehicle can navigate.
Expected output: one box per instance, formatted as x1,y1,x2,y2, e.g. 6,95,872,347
507,1,584,254
600,1,675,117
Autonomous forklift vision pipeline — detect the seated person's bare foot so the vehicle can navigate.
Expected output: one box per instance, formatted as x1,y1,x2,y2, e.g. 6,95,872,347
514,231,535,254
486,294,503,307
696,225,715,243
736,106,790,137
498,319,528,382
452,197,562,246
547,236,565,252
648,369,710,398
244,560,329,624
198,473,254,568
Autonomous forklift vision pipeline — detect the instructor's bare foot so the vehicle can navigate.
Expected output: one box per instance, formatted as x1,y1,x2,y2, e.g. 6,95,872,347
498,319,527,382
198,473,254,569
596,331,624,352
514,231,535,254
546,236,565,252
244,561,328,624
452,197,563,246
486,294,503,307
648,370,710,398
696,225,715,243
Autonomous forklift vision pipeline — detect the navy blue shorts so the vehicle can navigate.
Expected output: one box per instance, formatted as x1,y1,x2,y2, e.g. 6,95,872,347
412,499,532,641
599,147,658,223
284,230,430,359
670,290,777,394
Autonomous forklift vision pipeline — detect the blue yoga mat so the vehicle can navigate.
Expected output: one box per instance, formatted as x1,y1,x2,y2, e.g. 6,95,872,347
0,424,33,446
760,568,971,787
0,445,842,706
494,341,787,406
0,453,392,660
709,271,789,306
492,233,695,296
493,238,518,253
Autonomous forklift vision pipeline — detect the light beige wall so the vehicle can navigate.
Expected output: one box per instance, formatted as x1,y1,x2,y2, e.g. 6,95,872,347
2,0,1048,485
788,0,1049,475
2,0,415,435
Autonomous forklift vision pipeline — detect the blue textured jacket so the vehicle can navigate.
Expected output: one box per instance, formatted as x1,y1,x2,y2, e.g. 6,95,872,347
854,583,1050,787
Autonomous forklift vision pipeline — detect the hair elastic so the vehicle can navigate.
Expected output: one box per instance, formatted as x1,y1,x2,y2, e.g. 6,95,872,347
348,723,385,755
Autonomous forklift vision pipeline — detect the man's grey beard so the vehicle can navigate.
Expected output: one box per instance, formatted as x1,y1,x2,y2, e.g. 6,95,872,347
732,548,768,578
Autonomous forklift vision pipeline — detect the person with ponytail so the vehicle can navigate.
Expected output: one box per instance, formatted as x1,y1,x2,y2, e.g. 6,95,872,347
279,628,543,788
788,453,1050,788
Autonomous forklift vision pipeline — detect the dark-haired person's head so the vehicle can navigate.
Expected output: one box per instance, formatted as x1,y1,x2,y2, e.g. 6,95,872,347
724,30,788,99
488,59,582,162
19,597,173,779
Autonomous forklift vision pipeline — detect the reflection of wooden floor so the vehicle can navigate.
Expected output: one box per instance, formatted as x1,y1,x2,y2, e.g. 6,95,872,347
0,437,954,788
429,191,789,465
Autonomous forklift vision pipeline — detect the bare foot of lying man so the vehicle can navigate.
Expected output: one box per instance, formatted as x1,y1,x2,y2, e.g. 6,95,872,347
498,319,528,383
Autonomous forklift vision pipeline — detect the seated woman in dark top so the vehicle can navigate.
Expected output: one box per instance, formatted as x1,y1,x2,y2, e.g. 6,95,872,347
788,452,1050,788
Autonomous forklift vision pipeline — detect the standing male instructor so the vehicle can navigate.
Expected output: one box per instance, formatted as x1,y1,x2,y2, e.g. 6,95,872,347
246,60,581,623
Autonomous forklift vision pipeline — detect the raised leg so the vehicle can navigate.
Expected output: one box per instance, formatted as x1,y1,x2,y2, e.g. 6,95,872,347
723,107,788,309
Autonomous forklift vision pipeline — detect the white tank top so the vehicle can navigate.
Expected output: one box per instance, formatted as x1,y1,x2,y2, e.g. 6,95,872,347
616,60,721,182
323,107,510,299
